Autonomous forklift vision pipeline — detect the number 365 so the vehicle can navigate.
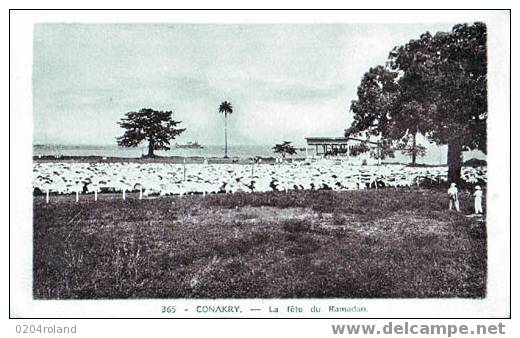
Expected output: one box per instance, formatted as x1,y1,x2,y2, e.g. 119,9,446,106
161,306,176,314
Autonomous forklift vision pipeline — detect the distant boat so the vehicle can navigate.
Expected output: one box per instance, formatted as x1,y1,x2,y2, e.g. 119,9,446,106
175,141,204,149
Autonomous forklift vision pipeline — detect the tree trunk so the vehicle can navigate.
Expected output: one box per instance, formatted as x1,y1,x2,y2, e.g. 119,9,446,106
411,133,417,165
224,115,228,158
377,144,381,166
147,139,155,157
447,139,463,185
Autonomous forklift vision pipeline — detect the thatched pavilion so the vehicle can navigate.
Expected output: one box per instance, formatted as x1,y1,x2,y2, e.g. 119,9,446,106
305,137,380,159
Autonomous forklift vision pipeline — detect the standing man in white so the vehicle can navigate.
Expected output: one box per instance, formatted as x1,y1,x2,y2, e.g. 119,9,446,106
448,182,460,212
473,185,484,214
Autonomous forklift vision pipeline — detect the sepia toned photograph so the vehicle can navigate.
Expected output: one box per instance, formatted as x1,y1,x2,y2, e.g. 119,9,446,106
30,21,490,301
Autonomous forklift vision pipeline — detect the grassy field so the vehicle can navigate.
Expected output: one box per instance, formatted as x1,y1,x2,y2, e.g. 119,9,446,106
33,188,486,299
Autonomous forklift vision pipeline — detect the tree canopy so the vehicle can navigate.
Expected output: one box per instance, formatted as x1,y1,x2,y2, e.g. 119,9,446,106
347,22,487,182
117,108,185,157
218,101,233,116
388,22,487,153
273,141,297,158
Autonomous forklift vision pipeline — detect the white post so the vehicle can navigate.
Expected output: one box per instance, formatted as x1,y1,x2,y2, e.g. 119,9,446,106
75,191,79,203
94,190,98,201
139,186,143,200
46,189,50,203
183,158,187,181
123,189,126,200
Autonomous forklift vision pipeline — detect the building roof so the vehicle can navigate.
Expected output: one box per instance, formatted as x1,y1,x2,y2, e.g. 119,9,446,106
305,137,380,145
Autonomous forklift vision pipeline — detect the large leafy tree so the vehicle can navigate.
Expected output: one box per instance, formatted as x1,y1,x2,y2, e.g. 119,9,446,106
348,22,487,182
218,101,233,158
117,108,185,157
389,22,487,182
273,141,297,159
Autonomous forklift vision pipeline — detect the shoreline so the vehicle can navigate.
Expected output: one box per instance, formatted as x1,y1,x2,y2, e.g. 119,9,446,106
32,155,278,165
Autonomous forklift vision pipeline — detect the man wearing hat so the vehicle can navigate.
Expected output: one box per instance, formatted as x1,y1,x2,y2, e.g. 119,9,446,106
473,185,483,214
448,182,460,212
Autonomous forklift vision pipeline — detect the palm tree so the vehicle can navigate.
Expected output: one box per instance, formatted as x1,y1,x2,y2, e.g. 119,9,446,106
218,101,233,158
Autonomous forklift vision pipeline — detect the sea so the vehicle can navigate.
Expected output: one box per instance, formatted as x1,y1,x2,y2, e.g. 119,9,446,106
33,144,486,165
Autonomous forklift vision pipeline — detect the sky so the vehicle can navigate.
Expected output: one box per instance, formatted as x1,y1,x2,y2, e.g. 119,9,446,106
32,22,458,146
